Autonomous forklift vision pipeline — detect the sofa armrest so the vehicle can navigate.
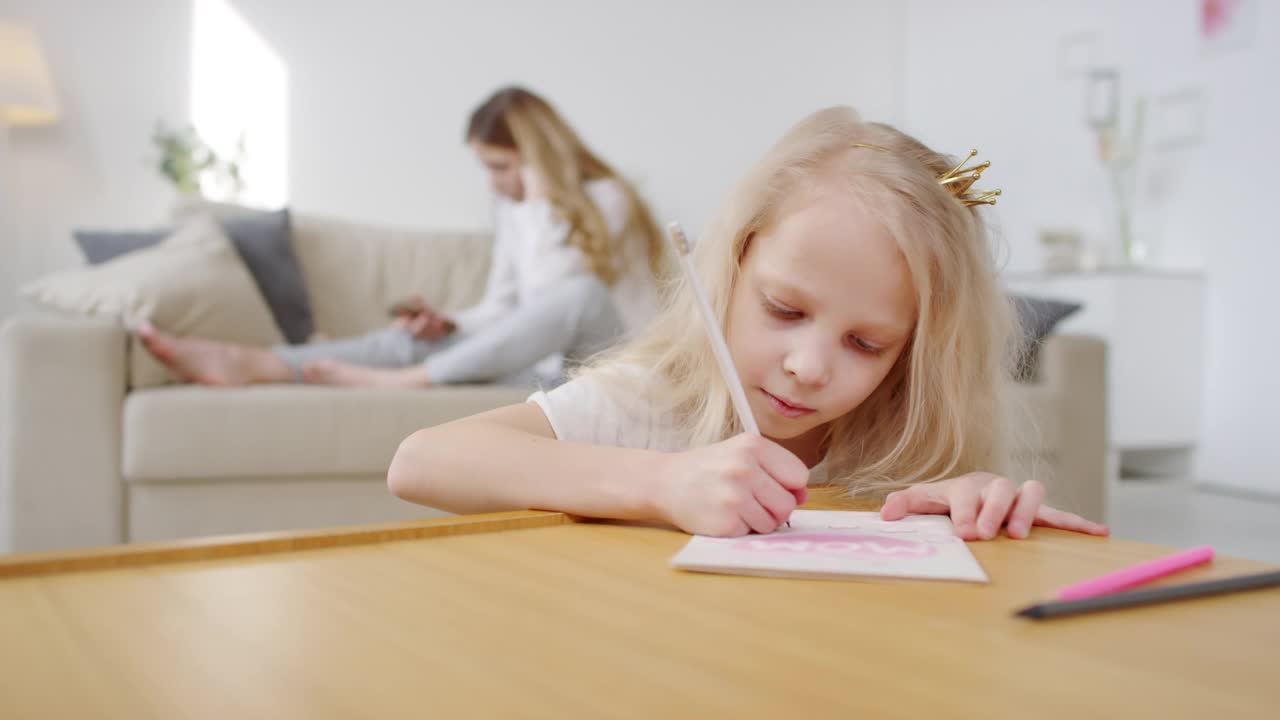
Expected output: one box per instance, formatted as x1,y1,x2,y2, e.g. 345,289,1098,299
0,313,128,552
1028,333,1109,523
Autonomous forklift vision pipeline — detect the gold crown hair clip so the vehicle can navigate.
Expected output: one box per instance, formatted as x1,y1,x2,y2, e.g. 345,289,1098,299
937,149,1001,207
851,143,1002,207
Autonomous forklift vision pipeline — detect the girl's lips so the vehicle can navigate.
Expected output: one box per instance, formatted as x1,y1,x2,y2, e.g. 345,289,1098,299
761,389,816,418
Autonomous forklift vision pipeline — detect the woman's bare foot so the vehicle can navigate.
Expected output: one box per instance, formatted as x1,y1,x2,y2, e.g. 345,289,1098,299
136,320,291,386
301,360,431,388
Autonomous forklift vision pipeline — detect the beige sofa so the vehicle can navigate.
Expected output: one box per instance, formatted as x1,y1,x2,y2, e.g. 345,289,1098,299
0,214,1110,553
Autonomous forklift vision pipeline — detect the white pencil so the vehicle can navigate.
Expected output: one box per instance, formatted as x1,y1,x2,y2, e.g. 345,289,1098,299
665,221,759,435
667,222,798,528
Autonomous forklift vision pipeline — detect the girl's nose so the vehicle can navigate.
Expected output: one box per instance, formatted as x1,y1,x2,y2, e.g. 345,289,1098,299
782,342,831,387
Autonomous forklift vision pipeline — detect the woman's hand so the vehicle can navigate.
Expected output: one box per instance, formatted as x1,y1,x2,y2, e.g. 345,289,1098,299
391,295,456,340
402,311,456,340
655,434,809,537
879,472,1109,541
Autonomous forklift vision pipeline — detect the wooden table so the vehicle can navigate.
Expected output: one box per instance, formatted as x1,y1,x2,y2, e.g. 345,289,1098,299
2,488,1277,719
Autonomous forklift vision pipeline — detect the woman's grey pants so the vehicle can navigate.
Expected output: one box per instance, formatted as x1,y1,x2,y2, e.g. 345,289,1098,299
273,275,626,385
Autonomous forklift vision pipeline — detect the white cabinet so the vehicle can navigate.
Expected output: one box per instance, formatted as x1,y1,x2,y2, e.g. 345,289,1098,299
1006,271,1205,474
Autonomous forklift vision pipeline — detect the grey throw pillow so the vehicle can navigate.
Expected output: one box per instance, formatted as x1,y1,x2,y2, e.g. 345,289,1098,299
73,227,163,263
1010,294,1082,379
74,208,314,343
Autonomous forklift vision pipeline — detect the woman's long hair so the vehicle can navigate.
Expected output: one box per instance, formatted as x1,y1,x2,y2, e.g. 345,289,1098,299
466,86,664,284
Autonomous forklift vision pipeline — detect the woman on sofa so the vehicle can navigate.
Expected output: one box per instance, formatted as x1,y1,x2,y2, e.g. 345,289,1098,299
139,86,666,389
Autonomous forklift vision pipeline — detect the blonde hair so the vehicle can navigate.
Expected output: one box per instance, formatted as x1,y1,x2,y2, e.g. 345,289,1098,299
467,86,665,284
584,106,1019,497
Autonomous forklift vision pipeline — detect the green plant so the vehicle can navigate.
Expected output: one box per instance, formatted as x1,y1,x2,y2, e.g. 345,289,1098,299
151,121,245,196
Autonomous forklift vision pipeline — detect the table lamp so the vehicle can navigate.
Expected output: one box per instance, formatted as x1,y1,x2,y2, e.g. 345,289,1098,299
0,20,59,317
0,20,59,127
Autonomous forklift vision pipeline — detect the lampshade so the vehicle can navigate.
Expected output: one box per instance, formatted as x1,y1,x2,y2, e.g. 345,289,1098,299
0,21,59,126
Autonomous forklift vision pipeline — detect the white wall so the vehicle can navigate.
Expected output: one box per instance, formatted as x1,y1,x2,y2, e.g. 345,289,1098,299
1193,6,1280,497
228,0,905,229
0,0,907,324
903,0,1280,495
0,0,192,320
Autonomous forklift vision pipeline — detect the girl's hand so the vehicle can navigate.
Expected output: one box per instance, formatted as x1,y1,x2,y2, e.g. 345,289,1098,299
879,472,1109,541
656,434,809,537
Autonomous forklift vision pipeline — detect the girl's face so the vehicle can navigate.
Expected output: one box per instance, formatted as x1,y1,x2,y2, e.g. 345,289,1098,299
470,141,525,200
726,185,917,461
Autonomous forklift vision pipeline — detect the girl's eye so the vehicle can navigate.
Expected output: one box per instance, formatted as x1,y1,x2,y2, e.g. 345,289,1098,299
847,335,884,356
762,297,802,320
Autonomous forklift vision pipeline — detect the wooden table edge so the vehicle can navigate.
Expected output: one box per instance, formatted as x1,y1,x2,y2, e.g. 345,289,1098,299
0,510,573,578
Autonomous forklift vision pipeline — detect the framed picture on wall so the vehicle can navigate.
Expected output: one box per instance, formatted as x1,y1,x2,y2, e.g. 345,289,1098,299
1201,0,1256,55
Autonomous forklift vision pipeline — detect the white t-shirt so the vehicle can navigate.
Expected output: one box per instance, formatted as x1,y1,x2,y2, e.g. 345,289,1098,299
451,178,658,336
530,371,684,452
529,373,828,483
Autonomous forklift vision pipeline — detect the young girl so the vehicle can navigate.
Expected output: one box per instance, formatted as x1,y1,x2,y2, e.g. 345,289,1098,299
386,106,1111,540
138,86,665,389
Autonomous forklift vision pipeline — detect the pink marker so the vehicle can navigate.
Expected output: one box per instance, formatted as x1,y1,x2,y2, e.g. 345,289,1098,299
1056,545,1215,601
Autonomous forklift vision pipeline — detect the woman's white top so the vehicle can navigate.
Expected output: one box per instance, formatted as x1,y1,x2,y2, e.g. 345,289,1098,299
451,178,658,336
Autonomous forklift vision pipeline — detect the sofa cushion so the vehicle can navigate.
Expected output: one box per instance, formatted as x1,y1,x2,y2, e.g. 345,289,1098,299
22,215,285,388
73,226,166,263
122,384,531,481
290,215,493,339
171,202,315,344
79,206,315,344
128,477,447,543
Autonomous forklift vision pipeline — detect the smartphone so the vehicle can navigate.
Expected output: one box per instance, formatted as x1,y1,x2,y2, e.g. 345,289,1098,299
388,301,457,334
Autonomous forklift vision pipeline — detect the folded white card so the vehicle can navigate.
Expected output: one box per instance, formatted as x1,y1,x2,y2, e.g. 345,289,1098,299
670,509,988,583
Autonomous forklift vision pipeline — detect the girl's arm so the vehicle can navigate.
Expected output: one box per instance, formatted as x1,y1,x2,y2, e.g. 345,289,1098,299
387,402,810,535
387,402,668,521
